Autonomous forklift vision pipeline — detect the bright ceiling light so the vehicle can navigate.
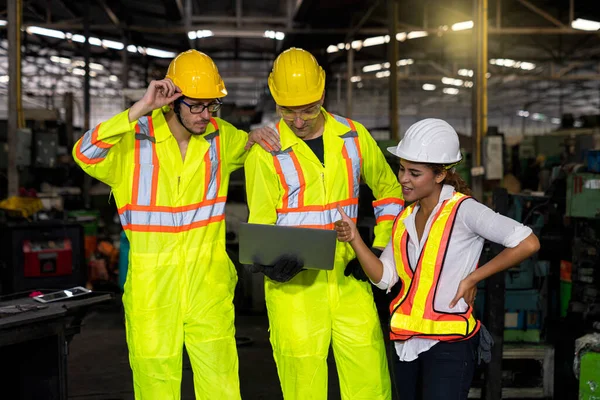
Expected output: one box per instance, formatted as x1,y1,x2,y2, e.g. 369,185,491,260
327,45,339,53
188,31,197,40
337,43,345,50
71,34,85,43
109,75,119,82
0,20,6,26
26,26,65,39
520,62,536,70
397,58,414,66
351,40,363,50
422,83,436,91
362,63,384,72
407,31,428,39
127,45,138,53
198,30,214,38
571,18,600,31
0,75,9,83
451,21,474,31
102,39,124,50
72,68,86,76
350,76,362,83
275,32,285,40
50,56,71,65
464,81,474,88
89,62,104,71
375,71,391,78
396,32,407,42
551,118,561,124
517,110,530,117
362,35,390,47
443,88,459,95
441,77,463,86
458,68,474,77
145,48,177,58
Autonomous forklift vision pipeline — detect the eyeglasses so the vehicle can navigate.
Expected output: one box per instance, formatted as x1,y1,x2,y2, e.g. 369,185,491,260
277,104,322,121
179,99,222,114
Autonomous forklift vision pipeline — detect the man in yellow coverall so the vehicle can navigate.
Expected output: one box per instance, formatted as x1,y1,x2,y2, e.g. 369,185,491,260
73,49,276,399
244,47,404,399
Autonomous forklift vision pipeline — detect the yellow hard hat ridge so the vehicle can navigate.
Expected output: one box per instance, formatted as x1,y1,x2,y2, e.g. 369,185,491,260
268,47,325,107
166,49,227,99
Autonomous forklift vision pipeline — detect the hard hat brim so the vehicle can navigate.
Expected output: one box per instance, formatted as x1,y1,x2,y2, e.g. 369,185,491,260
387,146,462,164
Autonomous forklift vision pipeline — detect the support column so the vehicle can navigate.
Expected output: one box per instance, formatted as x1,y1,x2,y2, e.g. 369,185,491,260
7,0,23,197
83,0,92,208
388,0,400,141
346,48,354,118
471,0,488,202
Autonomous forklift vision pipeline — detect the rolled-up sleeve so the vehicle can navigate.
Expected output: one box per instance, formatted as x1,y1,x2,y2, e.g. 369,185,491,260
372,239,400,292
461,199,533,248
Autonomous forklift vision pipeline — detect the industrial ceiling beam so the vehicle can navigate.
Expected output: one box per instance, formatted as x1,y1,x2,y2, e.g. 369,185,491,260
96,0,120,27
515,0,566,28
16,22,600,36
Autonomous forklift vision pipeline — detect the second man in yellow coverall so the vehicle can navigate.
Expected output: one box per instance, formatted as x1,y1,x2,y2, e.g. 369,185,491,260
245,47,404,399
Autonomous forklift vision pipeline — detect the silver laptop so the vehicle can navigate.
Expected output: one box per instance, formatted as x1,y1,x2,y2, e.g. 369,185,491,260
238,223,337,270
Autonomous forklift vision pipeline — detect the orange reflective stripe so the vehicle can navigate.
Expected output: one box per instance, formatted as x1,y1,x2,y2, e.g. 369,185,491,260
272,155,291,208
123,215,225,233
91,123,112,149
75,124,111,164
117,196,228,213
276,198,357,214
341,145,354,199
210,118,219,131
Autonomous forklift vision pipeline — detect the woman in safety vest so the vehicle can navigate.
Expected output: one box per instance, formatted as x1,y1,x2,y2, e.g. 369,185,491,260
334,118,540,400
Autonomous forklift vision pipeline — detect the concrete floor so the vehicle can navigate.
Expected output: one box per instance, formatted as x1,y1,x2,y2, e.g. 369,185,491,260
66,300,345,400
65,298,545,400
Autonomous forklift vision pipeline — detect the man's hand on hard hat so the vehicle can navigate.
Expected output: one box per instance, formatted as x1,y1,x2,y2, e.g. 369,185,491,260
334,205,381,282
129,78,183,123
249,255,304,282
245,126,281,152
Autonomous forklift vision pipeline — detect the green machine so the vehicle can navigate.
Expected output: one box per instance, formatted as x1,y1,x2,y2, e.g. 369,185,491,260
567,173,600,219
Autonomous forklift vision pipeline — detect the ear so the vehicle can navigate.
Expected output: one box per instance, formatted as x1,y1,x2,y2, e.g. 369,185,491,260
435,169,447,184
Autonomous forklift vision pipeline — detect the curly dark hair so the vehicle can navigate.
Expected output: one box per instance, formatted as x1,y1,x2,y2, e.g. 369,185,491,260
427,164,472,195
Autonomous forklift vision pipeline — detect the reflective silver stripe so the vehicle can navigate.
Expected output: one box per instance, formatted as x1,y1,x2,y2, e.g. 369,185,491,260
79,126,109,160
330,113,351,128
341,131,361,199
276,204,358,226
374,202,404,220
120,201,226,227
136,117,155,206
204,131,220,200
274,149,301,209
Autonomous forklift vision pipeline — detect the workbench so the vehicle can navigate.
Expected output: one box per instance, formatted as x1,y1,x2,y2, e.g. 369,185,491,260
0,293,112,400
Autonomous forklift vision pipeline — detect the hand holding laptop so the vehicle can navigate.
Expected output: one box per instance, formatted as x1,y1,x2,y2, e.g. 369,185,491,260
249,255,305,282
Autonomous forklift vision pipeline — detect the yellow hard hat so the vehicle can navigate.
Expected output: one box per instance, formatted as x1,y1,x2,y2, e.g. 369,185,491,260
268,48,325,107
166,49,227,99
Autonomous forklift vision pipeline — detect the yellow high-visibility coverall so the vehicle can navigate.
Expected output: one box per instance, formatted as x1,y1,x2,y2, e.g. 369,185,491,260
73,109,246,399
245,110,404,399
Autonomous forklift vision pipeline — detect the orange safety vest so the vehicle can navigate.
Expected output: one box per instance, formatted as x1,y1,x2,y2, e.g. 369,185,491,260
270,114,402,229
389,191,480,341
114,116,226,232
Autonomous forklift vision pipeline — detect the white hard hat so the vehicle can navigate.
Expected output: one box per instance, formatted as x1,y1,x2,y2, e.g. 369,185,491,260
387,118,462,164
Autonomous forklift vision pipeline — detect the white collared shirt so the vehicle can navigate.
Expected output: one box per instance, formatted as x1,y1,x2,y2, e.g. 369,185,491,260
376,185,532,361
